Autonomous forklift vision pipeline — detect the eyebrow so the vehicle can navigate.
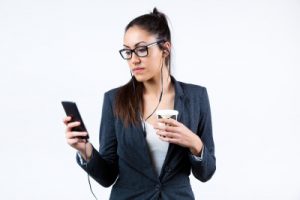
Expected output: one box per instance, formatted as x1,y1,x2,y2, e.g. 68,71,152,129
123,41,147,48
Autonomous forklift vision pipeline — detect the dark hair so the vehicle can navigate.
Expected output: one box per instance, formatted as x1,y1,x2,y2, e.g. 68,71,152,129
125,7,171,64
114,8,172,127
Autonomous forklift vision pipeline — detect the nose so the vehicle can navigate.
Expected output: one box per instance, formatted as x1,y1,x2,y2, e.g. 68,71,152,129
130,52,141,65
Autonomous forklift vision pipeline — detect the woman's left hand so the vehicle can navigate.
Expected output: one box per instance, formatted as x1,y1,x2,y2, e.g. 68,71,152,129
153,118,203,156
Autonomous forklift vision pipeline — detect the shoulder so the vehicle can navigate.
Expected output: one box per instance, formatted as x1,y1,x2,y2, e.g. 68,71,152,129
174,79,211,113
174,78,207,98
102,86,122,105
180,81,206,92
104,87,119,97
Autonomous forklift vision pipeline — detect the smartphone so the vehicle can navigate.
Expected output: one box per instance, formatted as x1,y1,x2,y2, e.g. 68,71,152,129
61,101,89,139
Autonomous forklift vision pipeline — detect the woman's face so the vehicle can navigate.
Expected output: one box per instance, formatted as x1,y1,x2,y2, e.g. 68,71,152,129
122,26,165,82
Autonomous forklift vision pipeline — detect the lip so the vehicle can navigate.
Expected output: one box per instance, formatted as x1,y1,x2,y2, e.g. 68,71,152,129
132,67,145,73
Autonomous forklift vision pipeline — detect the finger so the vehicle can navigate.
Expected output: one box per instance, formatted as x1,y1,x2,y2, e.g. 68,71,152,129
158,136,179,144
67,137,87,145
63,116,72,124
65,121,81,132
153,122,180,133
156,130,167,137
66,131,88,139
157,118,180,127
67,121,81,129
153,122,166,130
67,137,80,145
77,138,88,143
157,130,178,139
164,125,179,133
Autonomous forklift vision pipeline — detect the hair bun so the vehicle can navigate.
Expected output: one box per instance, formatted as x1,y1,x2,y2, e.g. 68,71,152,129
152,7,159,15
152,7,164,18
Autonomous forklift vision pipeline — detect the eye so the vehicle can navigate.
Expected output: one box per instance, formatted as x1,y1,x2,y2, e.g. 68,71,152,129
122,49,131,56
123,49,131,55
136,47,147,54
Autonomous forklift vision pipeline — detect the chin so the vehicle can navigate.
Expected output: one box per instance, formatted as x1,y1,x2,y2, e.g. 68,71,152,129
133,73,154,83
134,75,146,82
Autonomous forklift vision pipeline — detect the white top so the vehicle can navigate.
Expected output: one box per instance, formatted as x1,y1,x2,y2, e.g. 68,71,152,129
144,121,169,176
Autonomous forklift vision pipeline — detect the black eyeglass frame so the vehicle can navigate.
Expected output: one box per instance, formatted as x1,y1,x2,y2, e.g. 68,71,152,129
119,39,166,60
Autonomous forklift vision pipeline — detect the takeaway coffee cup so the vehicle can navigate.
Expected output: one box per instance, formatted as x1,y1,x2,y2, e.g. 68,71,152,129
156,109,179,121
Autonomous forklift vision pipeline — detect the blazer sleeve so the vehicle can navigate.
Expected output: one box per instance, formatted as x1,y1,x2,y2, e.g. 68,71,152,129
189,87,216,182
76,92,119,187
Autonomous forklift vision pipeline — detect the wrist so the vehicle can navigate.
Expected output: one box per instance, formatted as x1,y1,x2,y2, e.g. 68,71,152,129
189,135,203,156
79,142,93,161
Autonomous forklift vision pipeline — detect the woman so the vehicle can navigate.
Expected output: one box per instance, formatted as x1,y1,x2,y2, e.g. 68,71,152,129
63,8,216,200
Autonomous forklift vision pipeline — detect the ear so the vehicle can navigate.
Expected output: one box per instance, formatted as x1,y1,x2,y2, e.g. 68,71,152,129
162,41,171,56
163,49,169,56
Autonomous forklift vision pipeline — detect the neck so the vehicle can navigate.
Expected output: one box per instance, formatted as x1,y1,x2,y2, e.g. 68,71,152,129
143,67,171,98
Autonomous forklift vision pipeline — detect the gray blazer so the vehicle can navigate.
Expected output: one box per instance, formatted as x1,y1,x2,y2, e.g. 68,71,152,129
77,77,216,200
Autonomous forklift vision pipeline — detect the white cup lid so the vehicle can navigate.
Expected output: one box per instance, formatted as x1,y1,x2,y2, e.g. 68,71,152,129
156,109,178,117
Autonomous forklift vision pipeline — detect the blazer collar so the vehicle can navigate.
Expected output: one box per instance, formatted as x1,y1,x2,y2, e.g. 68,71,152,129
171,76,184,99
171,76,185,122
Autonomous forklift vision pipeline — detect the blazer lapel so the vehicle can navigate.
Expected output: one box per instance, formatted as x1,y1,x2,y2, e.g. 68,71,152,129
118,120,159,183
160,77,186,179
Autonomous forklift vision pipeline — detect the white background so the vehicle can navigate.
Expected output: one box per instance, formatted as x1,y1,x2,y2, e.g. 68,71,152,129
0,0,299,199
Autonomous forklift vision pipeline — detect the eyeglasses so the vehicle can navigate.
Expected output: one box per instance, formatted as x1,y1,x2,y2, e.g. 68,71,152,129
119,40,165,60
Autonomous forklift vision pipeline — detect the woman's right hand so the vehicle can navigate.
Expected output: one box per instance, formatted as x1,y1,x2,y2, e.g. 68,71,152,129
63,116,93,161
